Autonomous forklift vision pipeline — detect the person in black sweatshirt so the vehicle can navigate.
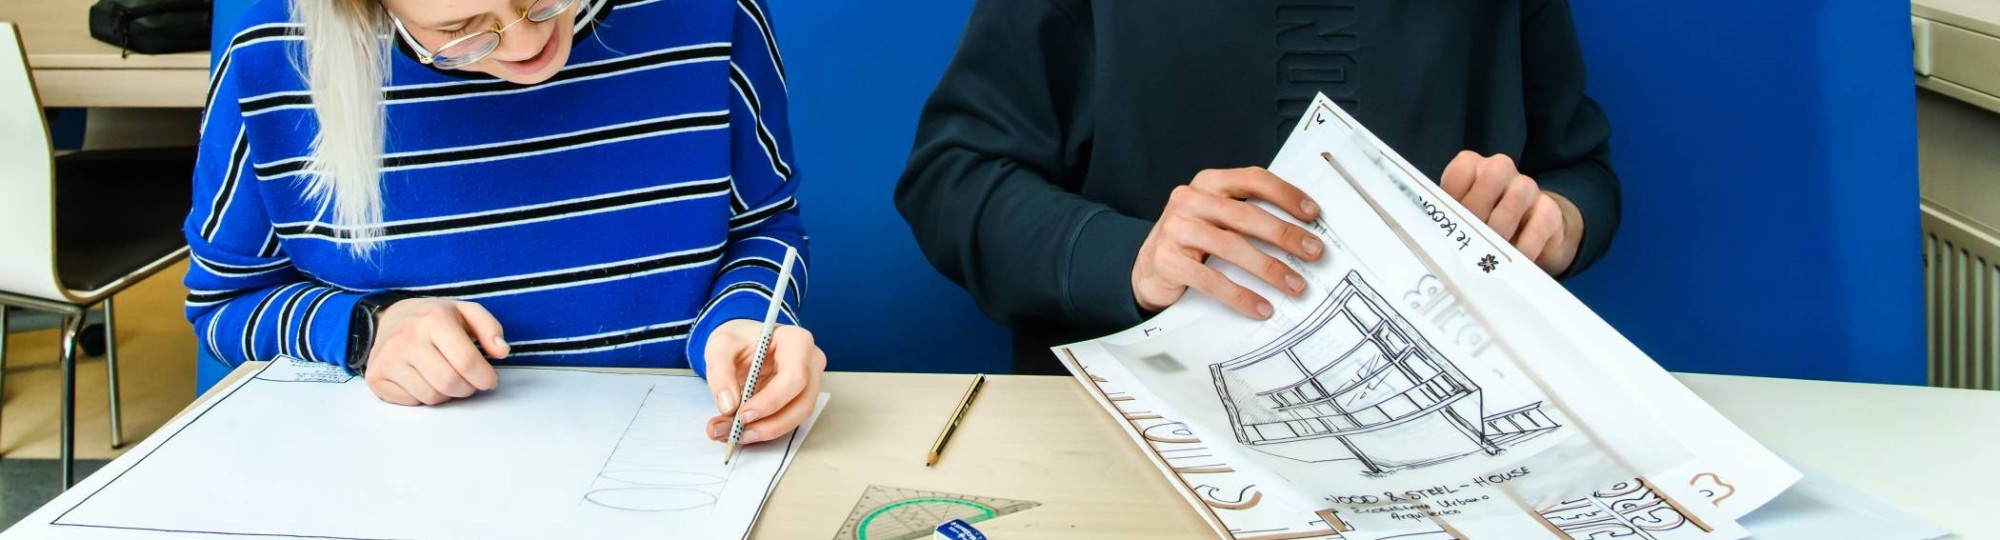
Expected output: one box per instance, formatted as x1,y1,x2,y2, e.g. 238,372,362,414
896,0,1620,374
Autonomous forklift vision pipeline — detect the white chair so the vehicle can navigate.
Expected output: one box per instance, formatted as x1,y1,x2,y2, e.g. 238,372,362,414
0,22,192,489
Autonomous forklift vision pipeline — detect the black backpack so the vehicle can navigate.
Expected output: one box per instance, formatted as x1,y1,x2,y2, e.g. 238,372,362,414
89,0,212,57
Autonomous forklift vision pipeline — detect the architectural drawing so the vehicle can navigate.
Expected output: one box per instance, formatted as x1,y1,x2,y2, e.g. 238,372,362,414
1067,354,1757,540
1043,91,1898,540
1209,271,1560,475
1400,275,1496,358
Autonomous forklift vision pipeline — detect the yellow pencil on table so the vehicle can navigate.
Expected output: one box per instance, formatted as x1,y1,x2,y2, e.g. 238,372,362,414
722,246,799,465
926,373,986,467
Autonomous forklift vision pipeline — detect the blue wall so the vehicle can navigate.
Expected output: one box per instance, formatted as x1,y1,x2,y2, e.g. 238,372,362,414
207,0,1925,383
767,0,1012,374
1565,1,1923,384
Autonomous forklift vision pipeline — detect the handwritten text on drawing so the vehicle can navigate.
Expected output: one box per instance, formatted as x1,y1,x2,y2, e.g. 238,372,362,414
1323,466,1531,520
1388,174,1474,251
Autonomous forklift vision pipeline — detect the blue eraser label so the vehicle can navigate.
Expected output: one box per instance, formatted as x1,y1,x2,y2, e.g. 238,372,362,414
933,519,986,540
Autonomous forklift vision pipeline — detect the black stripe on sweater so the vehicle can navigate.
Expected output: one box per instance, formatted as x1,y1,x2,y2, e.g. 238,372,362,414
275,179,729,240
408,245,724,298
728,197,795,230
238,44,731,114
728,64,793,180
509,321,694,355
253,112,727,179
200,129,251,241
206,24,301,113
736,0,785,81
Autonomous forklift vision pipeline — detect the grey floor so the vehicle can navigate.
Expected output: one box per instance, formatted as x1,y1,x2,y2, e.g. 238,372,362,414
0,459,110,530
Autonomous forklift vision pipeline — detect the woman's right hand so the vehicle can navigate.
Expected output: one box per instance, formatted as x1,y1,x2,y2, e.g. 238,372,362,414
363,298,510,406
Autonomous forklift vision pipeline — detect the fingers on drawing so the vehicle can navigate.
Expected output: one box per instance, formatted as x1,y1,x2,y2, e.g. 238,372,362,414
707,328,745,416
739,346,824,445
364,299,506,407
740,327,823,444
455,301,511,360
1160,168,1328,319
1191,167,1319,223
705,325,825,446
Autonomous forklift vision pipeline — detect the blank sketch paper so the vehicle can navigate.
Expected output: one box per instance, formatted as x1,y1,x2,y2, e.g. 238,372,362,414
1050,93,1910,539
1,360,824,540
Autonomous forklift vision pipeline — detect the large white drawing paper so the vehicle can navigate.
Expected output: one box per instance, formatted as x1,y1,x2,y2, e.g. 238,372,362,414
0,358,825,540
1056,93,1806,538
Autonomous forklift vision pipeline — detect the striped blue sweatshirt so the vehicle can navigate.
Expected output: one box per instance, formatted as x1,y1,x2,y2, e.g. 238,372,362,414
183,0,805,392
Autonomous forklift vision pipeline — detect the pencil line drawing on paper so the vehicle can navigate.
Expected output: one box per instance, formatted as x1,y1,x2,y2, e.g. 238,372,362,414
583,384,726,512
26,365,812,540
1209,271,1560,475
1400,275,1497,358
1065,358,1342,540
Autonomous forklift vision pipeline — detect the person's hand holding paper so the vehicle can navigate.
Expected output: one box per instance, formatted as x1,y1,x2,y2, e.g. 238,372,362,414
1130,167,1325,320
1439,150,1586,275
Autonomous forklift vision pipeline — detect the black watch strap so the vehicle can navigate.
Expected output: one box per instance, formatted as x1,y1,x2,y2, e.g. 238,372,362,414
346,292,415,375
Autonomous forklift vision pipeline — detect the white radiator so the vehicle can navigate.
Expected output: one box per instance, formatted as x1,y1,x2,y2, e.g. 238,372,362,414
1923,204,2000,390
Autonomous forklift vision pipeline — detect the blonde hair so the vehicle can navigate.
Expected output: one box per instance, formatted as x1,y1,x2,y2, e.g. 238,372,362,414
292,0,389,254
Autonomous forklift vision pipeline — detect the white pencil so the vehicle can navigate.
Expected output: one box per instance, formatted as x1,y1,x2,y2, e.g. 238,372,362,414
723,246,799,464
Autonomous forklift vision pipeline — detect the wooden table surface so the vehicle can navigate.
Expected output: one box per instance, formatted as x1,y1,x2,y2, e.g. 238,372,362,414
1,0,208,107
185,364,1998,539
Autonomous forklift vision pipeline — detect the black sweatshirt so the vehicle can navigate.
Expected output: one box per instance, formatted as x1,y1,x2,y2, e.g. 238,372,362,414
896,0,1620,373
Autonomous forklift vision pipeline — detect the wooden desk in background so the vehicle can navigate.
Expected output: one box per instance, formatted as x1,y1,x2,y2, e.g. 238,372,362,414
188,365,2000,539
0,0,208,108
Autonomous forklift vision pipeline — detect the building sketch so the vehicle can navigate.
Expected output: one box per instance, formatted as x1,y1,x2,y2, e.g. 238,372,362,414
1209,271,1560,475
1400,275,1497,358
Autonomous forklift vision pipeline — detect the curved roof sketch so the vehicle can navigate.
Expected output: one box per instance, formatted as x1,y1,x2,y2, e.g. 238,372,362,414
1210,271,1559,474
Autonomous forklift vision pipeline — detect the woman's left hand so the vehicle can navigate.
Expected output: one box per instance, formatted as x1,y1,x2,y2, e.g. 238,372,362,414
704,320,826,446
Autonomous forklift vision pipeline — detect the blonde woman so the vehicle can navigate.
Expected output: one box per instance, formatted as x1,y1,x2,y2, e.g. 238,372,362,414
184,0,821,445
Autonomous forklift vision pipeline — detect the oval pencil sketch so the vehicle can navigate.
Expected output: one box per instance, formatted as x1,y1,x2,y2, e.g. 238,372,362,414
583,487,720,512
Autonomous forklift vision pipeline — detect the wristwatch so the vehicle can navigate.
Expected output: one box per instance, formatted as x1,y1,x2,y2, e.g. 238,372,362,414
346,292,415,376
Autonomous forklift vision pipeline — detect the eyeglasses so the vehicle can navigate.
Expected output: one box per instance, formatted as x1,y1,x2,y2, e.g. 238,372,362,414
391,0,578,70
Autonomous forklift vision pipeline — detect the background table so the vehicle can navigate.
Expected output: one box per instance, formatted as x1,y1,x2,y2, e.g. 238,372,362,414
188,366,1997,539
1,0,208,108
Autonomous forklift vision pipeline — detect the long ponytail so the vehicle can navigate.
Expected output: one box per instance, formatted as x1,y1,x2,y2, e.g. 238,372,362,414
292,0,389,255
